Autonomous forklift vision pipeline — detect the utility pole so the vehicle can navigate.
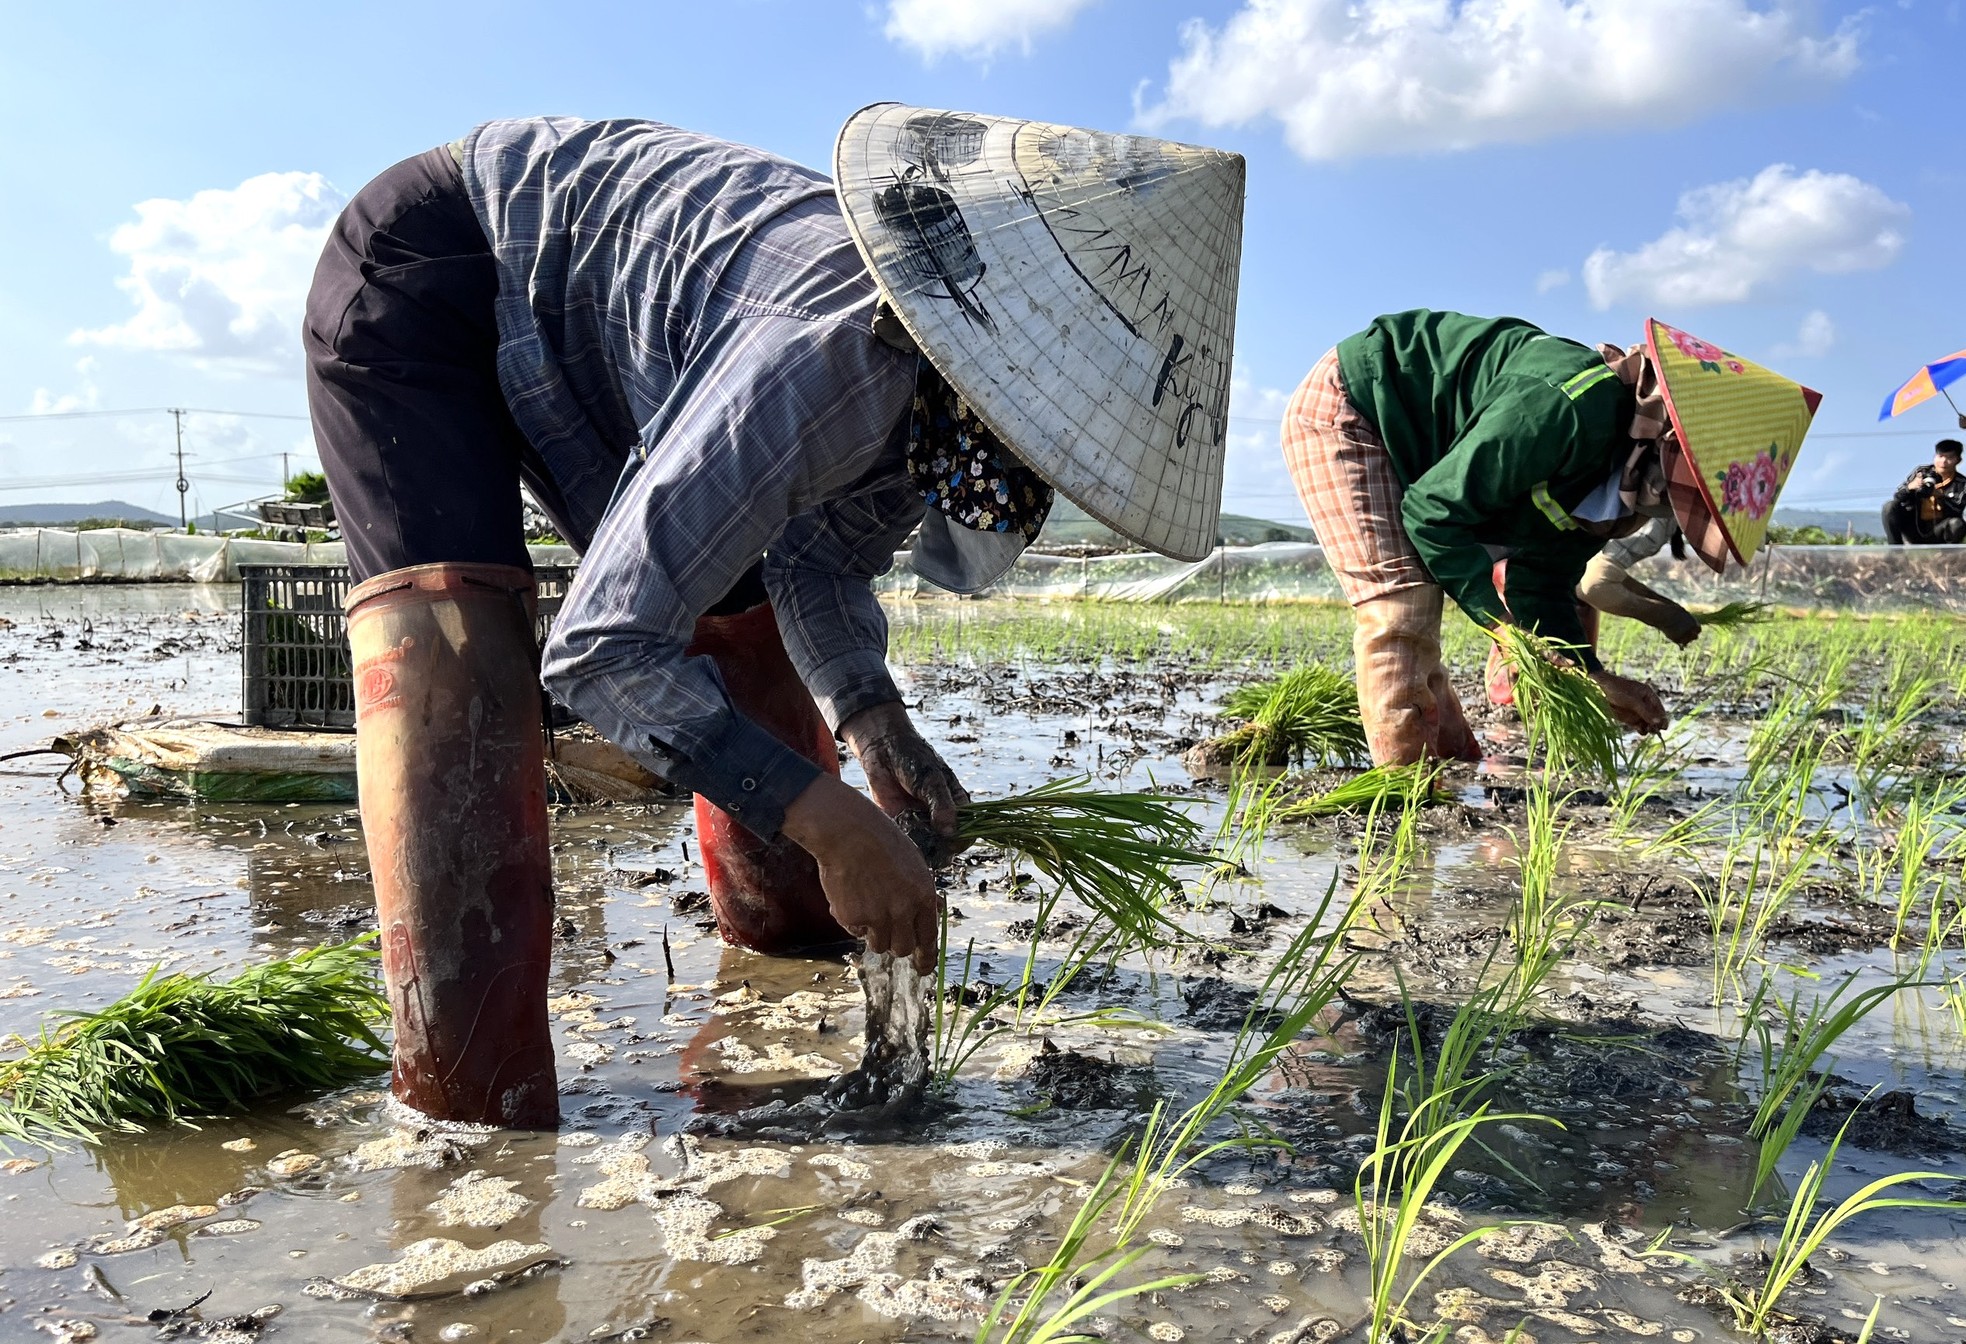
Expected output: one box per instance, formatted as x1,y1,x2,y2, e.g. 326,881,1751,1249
281,451,289,493
170,408,189,531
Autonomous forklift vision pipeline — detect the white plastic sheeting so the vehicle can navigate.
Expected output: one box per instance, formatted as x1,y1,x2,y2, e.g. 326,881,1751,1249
8,526,1966,614
0,529,578,583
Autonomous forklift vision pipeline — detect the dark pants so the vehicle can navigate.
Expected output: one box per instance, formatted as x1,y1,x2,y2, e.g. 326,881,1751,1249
1883,500,1966,545
304,148,558,582
306,149,770,614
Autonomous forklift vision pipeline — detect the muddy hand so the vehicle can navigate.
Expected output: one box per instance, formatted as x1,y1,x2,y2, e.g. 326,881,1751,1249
1590,670,1669,735
840,701,971,842
782,773,939,973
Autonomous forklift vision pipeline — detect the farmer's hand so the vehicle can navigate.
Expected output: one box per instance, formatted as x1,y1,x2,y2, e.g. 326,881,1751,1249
1590,670,1669,735
782,773,938,973
839,701,970,839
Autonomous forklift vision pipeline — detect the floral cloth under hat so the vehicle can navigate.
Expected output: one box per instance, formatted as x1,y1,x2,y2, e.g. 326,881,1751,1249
905,360,1054,543
1643,319,1821,572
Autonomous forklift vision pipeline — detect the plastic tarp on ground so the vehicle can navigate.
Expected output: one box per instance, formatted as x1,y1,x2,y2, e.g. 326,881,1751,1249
0,529,578,582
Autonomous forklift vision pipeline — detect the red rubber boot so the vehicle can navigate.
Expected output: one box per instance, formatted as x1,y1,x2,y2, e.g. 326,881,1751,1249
686,602,848,954
346,563,559,1128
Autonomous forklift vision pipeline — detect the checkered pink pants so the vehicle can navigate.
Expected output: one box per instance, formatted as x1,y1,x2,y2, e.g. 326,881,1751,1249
1282,349,1481,763
1280,348,1433,604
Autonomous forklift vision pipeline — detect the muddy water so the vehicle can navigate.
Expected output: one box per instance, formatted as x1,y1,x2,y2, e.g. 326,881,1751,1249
1,587,1963,1343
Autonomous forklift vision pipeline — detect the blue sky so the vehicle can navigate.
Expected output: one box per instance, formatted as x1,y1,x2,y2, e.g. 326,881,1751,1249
0,0,1957,526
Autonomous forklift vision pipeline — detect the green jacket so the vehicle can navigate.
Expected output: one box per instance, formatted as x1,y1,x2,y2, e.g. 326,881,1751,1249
1336,310,1636,658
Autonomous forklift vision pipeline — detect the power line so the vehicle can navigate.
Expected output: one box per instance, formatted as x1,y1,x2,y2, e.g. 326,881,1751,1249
0,406,309,424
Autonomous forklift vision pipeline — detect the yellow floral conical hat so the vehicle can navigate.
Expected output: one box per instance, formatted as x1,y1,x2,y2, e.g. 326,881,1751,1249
1646,318,1821,571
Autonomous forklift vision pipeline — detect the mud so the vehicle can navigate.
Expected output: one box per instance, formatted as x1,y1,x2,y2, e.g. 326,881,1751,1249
2,591,1965,1343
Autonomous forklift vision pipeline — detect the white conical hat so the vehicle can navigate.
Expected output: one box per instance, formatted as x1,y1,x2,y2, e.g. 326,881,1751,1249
835,104,1246,563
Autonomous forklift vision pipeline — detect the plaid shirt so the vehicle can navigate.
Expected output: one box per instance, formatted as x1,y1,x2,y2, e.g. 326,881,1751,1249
462,117,918,837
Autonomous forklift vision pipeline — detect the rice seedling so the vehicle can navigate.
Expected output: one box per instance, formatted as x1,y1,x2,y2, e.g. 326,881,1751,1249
1279,761,1449,820
972,1150,1201,1344
1609,713,1701,841
1504,783,1599,995
1651,1102,1965,1336
1737,971,1922,1205
1356,1022,1558,1344
1488,624,1621,783
1114,876,1364,1238
1350,776,1436,909
1700,837,1829,1006
1886,786,1954,947
1693,600,1774,628
0,936,387,1148
957,781,1217,948
976,880,1362,1342
1215,664,1368,769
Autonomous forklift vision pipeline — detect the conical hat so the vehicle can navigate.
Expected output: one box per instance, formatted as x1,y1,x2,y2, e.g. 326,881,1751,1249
1646,318,1821,570
835,105,1246,562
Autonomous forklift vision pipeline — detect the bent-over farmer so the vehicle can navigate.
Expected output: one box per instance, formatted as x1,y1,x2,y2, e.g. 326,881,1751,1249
1283,310,1818,765
304,110,1245,1126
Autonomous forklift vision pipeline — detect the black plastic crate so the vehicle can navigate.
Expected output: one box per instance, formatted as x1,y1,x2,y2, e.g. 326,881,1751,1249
240,563,577,729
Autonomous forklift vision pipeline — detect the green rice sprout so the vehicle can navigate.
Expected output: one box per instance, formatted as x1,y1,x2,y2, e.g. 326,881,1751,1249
1357,1021,1558,1344
1216,665,1368,769
0,936,388,1149
1646,1099,1965,1336
1693,600,1774,629
957,781,1216,947
1280,762,1450,820
1736,972,1925,1206
1490,625,1622,783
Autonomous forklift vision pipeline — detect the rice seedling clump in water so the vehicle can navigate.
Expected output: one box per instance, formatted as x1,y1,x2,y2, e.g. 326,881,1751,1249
1213,665,1369,769
1282,763,1449,820
0,936,388,1147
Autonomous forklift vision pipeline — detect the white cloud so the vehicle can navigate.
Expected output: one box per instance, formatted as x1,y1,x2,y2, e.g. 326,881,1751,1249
883,0,1100,60
1535,269,1571,294
27,357,102,415
75,171,345,373
1773,309,1836,358
1582,165,1908,309
1139,0,1859,160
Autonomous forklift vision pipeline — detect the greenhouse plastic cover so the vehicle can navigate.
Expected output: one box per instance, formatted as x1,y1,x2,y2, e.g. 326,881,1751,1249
877,541,1966,614
7,527,1966,614
0,529,577,583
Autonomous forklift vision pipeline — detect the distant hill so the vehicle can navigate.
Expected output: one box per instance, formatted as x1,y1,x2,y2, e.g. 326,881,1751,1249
1035,498,1312,551
0,500,176,528
1772,508,1884,541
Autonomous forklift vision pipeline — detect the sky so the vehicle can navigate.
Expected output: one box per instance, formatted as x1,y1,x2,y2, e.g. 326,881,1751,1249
0,0,1958,527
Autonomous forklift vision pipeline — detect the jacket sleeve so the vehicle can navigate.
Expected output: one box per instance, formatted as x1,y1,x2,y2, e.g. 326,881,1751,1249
539,315,910,839
1398,382,1585,631
762,476,921,732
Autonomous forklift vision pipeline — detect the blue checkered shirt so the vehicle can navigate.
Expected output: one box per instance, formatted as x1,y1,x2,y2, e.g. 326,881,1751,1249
462,117,919,836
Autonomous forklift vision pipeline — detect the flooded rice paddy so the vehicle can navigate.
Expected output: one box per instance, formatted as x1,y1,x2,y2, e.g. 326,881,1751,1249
2,585,1965,1344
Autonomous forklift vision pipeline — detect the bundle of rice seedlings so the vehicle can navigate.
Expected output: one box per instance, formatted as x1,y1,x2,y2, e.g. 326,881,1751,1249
0,936,388,1148
957,780,1216,945
1280,762,1450,819
1489,624,1621,782
1694,600,1774,629
1208,665,1368,770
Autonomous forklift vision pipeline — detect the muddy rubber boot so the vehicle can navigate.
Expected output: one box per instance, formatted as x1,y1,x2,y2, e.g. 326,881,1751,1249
1352,588,1451,767
686,602,849,955
346,563,559,1129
